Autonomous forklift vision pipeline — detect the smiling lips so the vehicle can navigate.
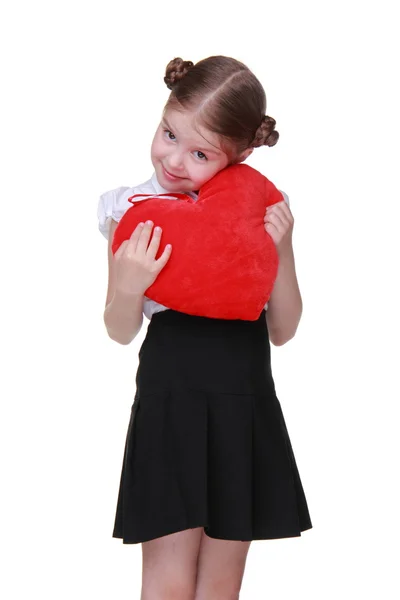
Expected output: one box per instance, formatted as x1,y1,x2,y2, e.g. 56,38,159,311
163,165,185,181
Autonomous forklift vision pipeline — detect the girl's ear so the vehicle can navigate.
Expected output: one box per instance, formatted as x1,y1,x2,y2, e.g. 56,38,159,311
237,148,254,163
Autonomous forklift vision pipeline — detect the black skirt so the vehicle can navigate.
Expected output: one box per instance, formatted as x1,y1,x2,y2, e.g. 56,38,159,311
112,309,312,544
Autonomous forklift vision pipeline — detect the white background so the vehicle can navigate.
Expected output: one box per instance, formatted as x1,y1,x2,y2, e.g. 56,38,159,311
1,0,399,598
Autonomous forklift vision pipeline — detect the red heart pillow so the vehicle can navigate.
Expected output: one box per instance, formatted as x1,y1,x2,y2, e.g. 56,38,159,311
112,164,283,320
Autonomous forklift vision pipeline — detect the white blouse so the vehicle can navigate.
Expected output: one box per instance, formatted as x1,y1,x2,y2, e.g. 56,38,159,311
98,172,290,320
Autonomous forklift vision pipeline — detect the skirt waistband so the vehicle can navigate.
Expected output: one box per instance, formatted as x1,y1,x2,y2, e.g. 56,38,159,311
136,309,276,396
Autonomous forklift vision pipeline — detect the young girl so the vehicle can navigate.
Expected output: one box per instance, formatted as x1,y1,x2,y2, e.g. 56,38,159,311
98,56,312,600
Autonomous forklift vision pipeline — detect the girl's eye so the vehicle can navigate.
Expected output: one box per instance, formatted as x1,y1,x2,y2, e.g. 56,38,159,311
195,151,208,161
164,129,176,140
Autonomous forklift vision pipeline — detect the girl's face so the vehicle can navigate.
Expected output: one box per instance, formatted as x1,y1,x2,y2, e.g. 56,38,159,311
150,108,231,192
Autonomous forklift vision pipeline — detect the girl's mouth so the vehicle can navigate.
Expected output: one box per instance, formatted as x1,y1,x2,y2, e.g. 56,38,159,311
162,166,185,181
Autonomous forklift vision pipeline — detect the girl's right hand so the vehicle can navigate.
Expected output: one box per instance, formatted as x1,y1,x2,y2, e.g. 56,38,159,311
113,220,172,296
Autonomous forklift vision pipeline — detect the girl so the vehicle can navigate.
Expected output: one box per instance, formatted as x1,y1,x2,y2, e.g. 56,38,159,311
98,56,312,600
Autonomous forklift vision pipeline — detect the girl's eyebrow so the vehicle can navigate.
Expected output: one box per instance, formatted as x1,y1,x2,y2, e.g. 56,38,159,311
161,118,222,156
162,117,174,131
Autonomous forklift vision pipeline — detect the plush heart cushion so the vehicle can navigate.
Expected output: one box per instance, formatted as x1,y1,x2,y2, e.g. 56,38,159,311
112,163,283,320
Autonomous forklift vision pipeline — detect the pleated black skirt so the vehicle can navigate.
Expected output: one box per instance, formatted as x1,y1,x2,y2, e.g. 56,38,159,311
112,308,312,544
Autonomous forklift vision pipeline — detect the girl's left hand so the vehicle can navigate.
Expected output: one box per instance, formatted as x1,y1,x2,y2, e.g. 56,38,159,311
264,201,294,255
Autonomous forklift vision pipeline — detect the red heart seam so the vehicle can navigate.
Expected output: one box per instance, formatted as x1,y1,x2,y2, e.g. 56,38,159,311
112,163,282,320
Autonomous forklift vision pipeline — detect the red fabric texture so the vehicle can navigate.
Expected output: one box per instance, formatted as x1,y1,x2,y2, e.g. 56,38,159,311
112,163,283,320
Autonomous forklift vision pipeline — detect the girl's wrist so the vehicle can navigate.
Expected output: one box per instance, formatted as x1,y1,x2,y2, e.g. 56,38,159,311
114,286,145,303
277,241,294,261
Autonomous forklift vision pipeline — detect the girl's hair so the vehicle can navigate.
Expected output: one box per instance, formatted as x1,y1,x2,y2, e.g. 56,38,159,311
163,56,279,162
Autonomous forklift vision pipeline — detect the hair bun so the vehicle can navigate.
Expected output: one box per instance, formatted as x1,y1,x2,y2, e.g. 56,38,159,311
251,115,279,148
164,57,194,90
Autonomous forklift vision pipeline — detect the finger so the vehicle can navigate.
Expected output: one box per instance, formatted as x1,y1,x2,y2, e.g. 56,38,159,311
266,200,284,211
268,204,293,229
126,222,145,251
267,202,293,223
265,223,278,240
114,238,129,259
154,243,172,272
266,202,286,216
130,221,145,239
136,220,154,255
146,225,163,261
265,211,285,232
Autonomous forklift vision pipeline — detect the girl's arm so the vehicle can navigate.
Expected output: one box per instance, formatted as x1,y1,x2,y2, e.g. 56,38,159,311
104,290,144,345
103,219,144,345
265,244,302,346
103,218,172,345
264,201,302,346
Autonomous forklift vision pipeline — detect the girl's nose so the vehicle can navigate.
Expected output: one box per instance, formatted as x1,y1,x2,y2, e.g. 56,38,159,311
168,150,184,171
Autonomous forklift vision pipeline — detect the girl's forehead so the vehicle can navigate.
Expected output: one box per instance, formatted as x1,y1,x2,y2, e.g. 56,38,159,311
162,108,223,152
